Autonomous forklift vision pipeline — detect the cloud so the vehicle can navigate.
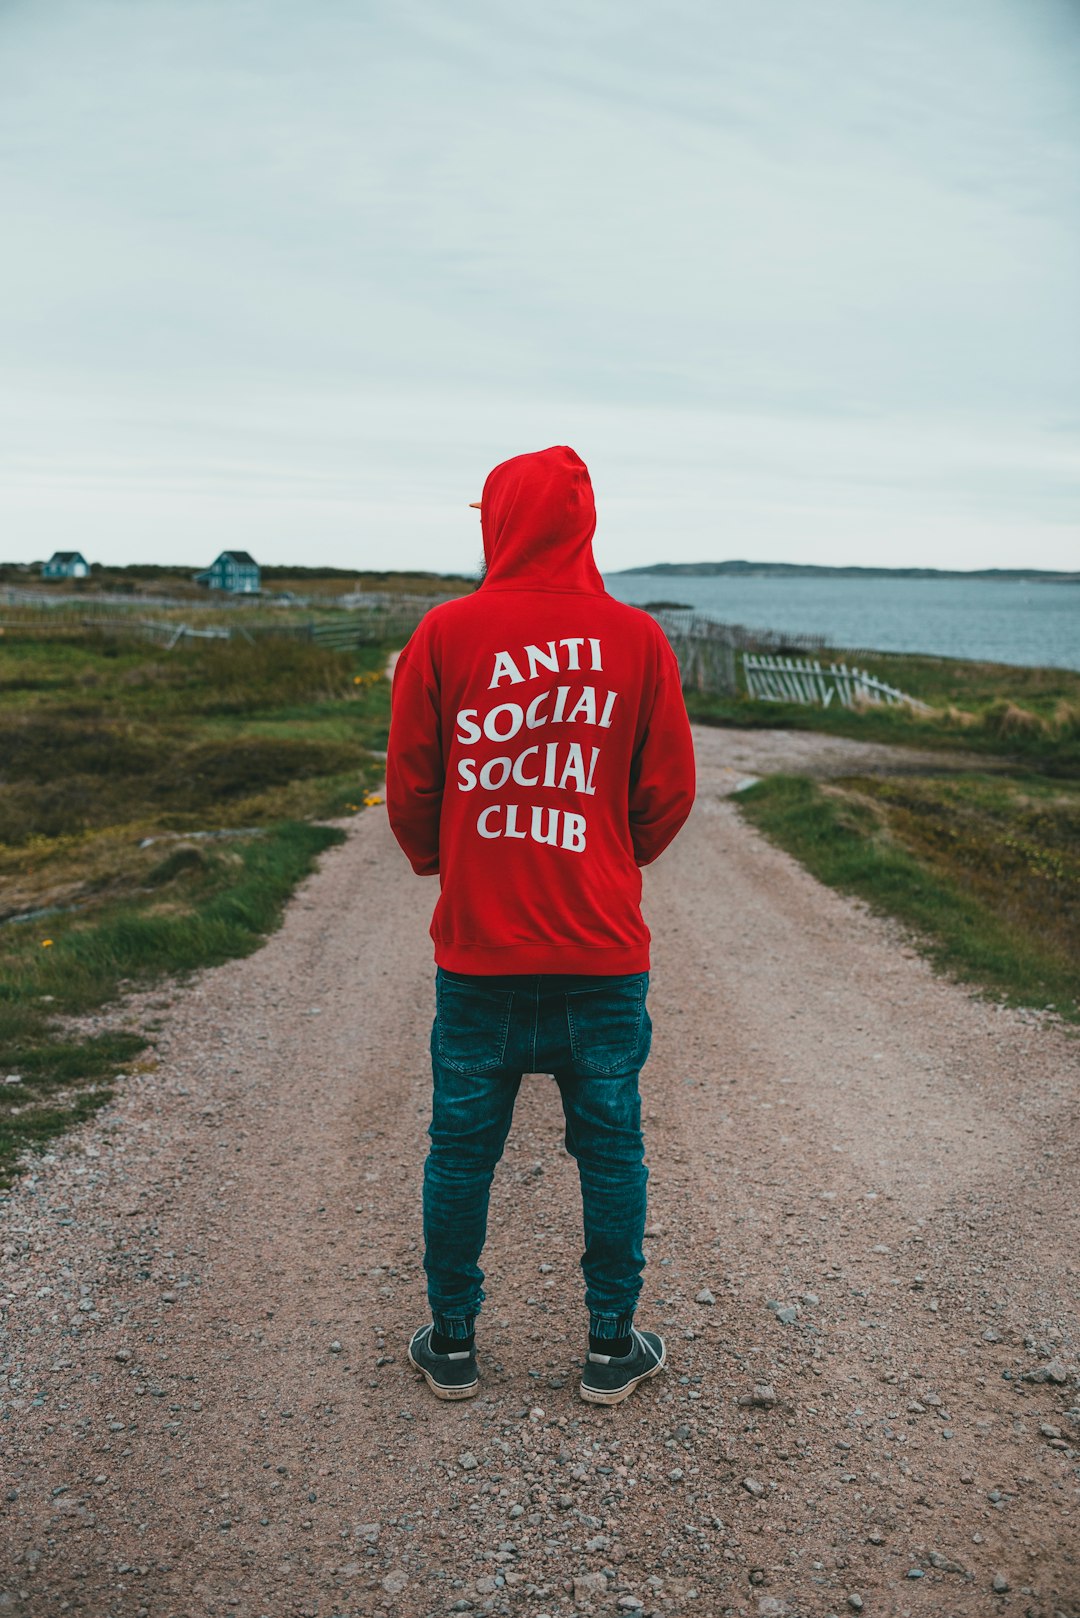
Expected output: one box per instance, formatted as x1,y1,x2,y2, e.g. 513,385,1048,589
1,0,1078,568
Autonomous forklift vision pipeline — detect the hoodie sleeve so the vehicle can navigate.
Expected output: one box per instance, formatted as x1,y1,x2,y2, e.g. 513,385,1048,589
628,641,696,867
386,642,444,876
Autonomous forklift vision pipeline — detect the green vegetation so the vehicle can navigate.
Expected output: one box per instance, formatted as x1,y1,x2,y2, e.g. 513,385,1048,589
706,648,1080,1021
735,772,1080,1024
0,627,394,1185
684,648,1080,777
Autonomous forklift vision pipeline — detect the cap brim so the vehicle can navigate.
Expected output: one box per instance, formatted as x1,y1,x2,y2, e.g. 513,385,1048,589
468,501,482,508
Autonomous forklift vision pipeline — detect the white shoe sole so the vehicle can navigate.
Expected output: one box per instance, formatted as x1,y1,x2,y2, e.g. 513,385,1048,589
407,1343,479,1400
578,1340,667,1405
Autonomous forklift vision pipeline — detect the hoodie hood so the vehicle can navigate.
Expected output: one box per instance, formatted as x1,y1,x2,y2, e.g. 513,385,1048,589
479,445,605,593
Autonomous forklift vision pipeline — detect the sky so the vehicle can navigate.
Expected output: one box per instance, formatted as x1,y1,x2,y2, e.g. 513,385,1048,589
1,0,1079,575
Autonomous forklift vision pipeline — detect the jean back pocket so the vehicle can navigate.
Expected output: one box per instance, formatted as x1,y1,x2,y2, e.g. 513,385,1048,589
434,971,514,1074
566,973,651,1076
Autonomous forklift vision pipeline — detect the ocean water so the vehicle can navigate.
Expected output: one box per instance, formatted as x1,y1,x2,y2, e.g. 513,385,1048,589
602,572,1080,671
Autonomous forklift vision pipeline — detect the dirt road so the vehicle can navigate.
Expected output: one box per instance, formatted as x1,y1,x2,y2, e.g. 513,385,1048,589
3,727,1078,1618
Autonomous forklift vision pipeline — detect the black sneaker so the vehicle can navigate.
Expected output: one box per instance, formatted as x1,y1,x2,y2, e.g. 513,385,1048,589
407,1323,479,1401
579,1326,667,1405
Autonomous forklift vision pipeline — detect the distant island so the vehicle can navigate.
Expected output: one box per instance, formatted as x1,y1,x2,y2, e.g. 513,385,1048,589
615,560,1079,582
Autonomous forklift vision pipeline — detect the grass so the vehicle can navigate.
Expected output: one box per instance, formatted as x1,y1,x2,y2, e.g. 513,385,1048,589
690,645,1080,1015
0,633,391,856
684,648,1080,777
735,772,1080,1024
0,627,394,1186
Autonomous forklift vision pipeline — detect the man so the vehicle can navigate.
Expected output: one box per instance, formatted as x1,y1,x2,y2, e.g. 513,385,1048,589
386,444,695,1405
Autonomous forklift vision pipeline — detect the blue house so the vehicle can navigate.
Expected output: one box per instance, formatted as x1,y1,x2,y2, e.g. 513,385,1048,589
41,550,90,579
195,550,261,594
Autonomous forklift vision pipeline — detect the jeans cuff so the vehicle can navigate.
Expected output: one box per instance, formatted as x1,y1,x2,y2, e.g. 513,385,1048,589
589,1311,636,1340
431,1312,477,1340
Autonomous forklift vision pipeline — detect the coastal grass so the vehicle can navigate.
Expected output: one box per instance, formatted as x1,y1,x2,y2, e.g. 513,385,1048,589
735,771,1080,1024
684,650,1080,776
0,628,392,1185
0,821,344,1184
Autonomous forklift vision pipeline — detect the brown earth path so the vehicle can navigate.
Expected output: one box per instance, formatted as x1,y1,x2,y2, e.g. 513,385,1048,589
2,726,1078,1618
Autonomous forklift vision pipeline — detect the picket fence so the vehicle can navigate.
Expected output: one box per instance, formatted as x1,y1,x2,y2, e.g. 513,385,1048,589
743,654,928,710
649,610,836,698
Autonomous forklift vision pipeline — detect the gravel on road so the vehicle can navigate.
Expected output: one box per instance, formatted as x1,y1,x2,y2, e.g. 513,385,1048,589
2,725,1078,1618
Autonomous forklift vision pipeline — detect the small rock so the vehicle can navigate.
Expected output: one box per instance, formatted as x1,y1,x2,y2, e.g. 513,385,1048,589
573,1573,609,1601
982,1327,1001,1342
799,1292,820,1306
459,1452,478,1471
992,1574,1009,1593
381,1569,407,1595
668,1468,683,1481
738,1383,777,1409
508,1504,524,1519
1040,1423,1062,1440
774,1305,798,1325
907,1567,924,1578
617,1599,644,1612
529,1407,545,1421
742,1476,765,1497
848,1596,864,1612
584,1534,609,1552
929,1552,970,1575
1023,1360,1069,1385
114,1349,131,1363
329,1340,342,1354
757,1598,787,1618
695,1288,716,1305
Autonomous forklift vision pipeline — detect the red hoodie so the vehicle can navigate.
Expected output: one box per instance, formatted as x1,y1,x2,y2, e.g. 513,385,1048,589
386,445,696,974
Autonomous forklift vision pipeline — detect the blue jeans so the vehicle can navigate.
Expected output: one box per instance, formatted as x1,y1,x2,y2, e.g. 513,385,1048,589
423,967,652,1345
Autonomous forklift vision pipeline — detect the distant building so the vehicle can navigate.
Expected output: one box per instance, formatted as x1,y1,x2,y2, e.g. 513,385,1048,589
195,550,261,594
41,550,90,579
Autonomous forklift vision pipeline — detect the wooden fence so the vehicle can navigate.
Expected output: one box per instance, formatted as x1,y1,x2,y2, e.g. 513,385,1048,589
743,654,928,710
651,612,738,695
0,590,456,651
649,610,831,698
4,592,926,711
253,600,450,649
